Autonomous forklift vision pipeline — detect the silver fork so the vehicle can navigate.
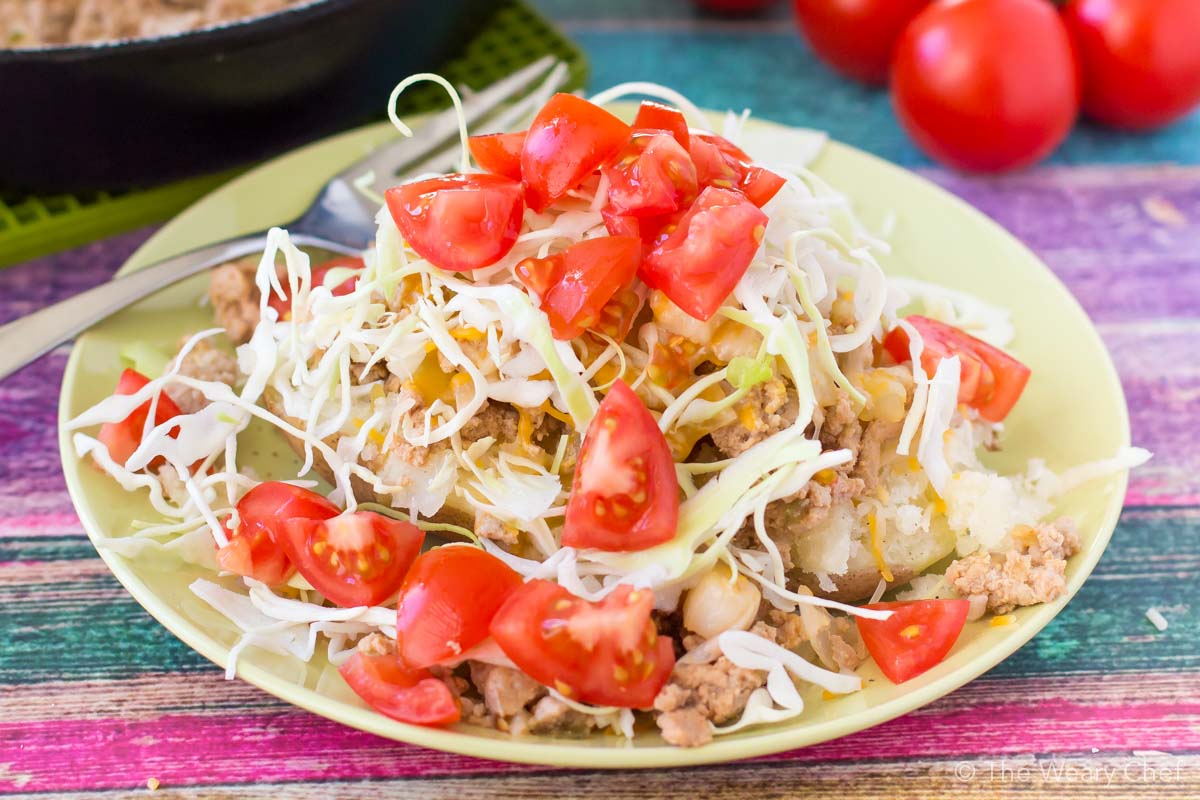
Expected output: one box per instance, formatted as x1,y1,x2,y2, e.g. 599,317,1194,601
0,56,569,382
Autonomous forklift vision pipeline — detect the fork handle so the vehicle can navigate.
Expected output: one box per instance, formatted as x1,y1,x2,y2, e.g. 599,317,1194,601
0,233,275,382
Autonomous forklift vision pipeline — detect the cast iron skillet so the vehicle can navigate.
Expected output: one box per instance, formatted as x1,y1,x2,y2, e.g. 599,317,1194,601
0,0,492,192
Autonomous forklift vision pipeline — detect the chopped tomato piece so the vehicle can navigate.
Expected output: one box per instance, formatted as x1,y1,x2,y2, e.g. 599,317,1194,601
522,93,631,212
468,130,527,181
696,132,753,163
563,380,679,551
215,482,339,586
632,100,690,148
339,647,460,726
740,166,787,207
395,545,522,669
517,236,642,340
96,369,185,467
689,135,743,189
489,580,675,708
267,256,363,321
446,635,510,666
689,133,784,207
385,173,524,272
513,253,560,299
601,208,641,239
279,511,424,607
600,208,681,257
592,286,643,343
883,315,1031,422
856,600,971,684
639,186,768,321
647,335,700,390
602,131,699,218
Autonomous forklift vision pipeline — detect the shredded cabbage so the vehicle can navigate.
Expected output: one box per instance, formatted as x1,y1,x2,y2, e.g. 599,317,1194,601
917,356,961,496
891,276,1015,347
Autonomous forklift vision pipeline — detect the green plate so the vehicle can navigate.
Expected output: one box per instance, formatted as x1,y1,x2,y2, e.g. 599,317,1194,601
57,108,1132,767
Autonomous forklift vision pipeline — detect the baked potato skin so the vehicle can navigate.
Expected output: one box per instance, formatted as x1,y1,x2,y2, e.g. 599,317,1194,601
793,566,919,603
790,516,957,602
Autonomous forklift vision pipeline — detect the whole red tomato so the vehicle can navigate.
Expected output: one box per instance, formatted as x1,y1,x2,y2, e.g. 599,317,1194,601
1062,0,1200,130
792,0,929,85
890,0,1080,173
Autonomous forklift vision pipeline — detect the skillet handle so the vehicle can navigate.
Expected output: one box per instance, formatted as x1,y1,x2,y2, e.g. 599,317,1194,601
0,233,277,382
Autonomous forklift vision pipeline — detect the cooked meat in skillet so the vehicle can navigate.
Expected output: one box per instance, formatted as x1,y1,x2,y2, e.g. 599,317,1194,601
2,0,301,47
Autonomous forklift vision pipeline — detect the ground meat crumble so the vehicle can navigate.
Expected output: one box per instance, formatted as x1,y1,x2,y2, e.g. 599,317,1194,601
165,337,239,414
208,256,263,345
650,605,871,748
652,657,766,748
448,662,597,738
710,378,799,458
729,386,903,579
945,518,1081,614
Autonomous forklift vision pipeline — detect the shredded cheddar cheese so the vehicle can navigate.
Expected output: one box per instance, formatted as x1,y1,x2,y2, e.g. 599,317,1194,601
517,407,535,449
351,417,387,447
539,400,573,425
868,512,895,583
450,326,486,342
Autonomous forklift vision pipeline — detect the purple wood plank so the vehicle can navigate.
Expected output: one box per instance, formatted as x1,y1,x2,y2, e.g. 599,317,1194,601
0,229,151,522
2,670,1197,792
1101,323,1199,504
927,166,1200,324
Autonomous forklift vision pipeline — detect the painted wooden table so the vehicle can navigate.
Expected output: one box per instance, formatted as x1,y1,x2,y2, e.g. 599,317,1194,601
2,2,1198,797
